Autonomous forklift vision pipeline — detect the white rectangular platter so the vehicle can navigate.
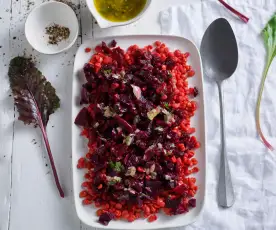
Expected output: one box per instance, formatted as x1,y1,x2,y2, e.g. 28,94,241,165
71,35,206,229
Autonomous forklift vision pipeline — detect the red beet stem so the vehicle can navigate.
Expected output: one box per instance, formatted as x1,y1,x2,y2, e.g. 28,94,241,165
41,126,65,198
28,89,64,198
218,0,249,23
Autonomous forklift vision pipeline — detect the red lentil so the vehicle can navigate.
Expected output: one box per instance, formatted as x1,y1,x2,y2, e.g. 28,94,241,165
115,203,122,210
96,209,104,216
148,214,157,222
79,190,87,198
82,199,92,205
115,210,122,217
85,47,92,53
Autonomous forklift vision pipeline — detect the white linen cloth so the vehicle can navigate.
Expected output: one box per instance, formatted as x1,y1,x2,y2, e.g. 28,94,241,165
160,1,276,230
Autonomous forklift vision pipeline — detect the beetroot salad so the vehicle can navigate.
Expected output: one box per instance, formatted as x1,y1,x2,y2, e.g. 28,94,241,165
74,40,200,226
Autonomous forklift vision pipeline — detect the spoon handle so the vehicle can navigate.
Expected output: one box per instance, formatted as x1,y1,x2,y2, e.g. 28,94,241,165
217,81,235,208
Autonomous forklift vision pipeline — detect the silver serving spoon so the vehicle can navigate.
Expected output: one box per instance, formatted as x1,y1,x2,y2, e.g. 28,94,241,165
200,18,238,207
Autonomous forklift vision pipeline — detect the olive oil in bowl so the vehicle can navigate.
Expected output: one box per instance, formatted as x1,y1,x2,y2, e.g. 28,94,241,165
94,0,147,22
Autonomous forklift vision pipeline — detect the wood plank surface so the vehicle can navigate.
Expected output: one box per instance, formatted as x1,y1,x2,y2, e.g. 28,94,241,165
0,1,196,230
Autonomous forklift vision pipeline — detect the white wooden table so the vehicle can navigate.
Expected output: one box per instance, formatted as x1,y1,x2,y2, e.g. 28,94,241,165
0,0,194,229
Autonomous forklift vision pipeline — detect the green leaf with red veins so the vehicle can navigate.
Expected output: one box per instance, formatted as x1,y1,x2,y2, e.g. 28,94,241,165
256,15,276,150
8,57,64,197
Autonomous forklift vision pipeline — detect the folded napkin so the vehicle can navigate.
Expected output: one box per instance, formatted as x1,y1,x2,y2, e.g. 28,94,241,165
160,1,276,230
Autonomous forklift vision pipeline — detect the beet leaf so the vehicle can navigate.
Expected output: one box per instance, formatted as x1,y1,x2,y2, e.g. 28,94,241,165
8,57,64,197
256,15,276,151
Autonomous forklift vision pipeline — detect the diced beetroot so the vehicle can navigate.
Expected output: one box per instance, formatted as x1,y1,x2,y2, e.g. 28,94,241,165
188,198,196,208
98,212,114,226
74,108,90,127
114,115,133,133
109,39,117,48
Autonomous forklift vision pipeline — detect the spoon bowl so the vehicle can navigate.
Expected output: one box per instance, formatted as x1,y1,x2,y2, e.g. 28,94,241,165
200,18,238,82
200,18,238,208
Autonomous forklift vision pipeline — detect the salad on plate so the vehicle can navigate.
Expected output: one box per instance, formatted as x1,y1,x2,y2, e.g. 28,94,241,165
74,40,200,226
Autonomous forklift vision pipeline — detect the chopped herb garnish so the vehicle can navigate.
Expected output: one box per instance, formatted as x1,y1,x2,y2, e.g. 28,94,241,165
147,106,161,120
109,161,124,172
109,161,115,168
125,166,136,177
124,134,135,146
106,176,122,185
104,106,115,117
164,102,170,110
108,181,116,186
103,69,112,75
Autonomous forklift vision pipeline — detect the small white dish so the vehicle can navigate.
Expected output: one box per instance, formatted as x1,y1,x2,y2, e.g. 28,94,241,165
86,0,152,28
25,1,79,54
